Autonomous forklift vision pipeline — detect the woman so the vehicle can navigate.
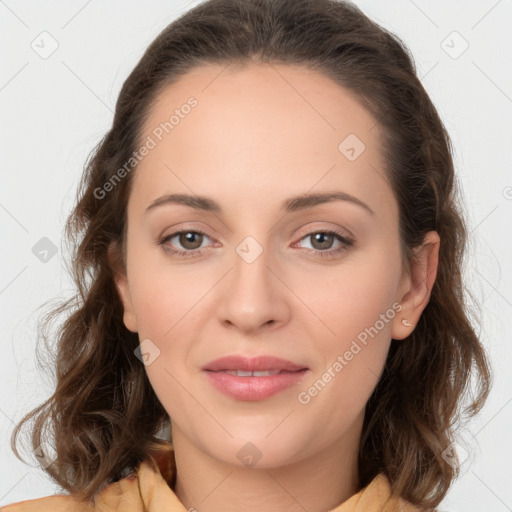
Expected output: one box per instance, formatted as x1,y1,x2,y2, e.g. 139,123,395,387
5,0,491,510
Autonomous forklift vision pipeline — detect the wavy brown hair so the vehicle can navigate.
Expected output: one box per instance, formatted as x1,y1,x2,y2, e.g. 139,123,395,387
11,0,491,509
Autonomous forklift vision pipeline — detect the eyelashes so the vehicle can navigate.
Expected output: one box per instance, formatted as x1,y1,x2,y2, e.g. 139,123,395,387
293,229,354,257
157,228,355,260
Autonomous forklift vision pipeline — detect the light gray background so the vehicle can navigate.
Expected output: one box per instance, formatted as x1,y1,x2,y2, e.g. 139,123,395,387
1,1,511,510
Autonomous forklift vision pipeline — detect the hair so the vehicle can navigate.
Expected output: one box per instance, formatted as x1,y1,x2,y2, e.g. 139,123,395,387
11,0,492,509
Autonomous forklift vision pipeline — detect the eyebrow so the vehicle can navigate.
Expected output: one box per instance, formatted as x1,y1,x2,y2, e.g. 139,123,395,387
145,191,375,216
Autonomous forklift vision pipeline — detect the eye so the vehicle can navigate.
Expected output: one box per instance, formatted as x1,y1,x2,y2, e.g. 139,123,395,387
158,230,213,258
293,229,354,259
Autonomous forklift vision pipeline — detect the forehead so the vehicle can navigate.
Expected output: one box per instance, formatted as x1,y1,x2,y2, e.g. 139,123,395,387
141,62,378,153
131,62,394,219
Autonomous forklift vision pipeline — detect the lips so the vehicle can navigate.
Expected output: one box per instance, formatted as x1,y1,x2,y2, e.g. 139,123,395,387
202,355,308,373
202,355,309,400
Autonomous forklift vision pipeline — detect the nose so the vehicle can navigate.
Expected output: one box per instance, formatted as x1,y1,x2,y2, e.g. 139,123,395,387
217,239,290,334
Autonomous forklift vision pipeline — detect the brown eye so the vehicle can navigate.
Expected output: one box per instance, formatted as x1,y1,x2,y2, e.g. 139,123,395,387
178,231,204,250
293,229,355,260
308,232,335,250
158,230,212,258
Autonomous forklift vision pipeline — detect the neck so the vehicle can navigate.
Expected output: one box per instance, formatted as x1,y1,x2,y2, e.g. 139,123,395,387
171,417,362,512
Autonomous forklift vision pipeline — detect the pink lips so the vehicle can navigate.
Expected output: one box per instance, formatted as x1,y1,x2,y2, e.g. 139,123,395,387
202,355,309,401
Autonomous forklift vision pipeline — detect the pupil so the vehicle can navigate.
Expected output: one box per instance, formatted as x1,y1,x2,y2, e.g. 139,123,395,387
181,232,202,249
313,233,332,249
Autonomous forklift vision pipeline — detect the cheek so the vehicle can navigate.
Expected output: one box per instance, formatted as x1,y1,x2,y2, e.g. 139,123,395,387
294,250,400,405
126,260,204,420
297,251,401,346
295,281,395,444
125,248,216,399
127,240,208,338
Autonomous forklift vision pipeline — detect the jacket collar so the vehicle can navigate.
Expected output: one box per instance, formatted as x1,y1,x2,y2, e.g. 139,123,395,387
94,441,419,512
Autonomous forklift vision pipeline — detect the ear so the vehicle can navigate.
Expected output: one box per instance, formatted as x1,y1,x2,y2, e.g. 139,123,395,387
108,241,138,333
391,231,440,340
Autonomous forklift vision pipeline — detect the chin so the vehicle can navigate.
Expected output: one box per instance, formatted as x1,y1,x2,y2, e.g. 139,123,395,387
201,427,312,469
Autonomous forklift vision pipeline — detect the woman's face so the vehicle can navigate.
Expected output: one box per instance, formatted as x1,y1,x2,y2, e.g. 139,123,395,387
115,63,421,468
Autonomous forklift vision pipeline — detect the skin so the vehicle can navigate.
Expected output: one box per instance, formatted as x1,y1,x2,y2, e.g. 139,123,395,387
112,62,440,512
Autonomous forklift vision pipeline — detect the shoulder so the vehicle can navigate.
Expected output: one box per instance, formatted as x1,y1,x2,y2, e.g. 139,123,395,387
2,441,177,512
1,464,148,512
1,494,95,511
345,473,423,512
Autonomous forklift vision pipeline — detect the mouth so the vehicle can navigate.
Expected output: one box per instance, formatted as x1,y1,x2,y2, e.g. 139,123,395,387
202,355,309,401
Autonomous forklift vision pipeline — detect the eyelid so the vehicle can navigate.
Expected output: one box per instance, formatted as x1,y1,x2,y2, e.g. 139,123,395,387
295,223,354,241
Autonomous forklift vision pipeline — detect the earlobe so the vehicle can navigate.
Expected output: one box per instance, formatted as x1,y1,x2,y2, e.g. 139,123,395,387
392,231,440,340
108,241,138,333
